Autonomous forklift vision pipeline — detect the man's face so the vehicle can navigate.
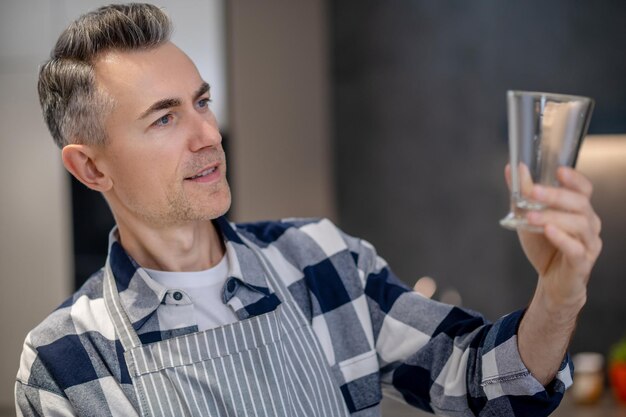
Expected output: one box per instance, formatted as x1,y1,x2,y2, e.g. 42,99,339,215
93,42,231,227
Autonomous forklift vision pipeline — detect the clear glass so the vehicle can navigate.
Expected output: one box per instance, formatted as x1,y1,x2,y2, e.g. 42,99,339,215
500,90,594,232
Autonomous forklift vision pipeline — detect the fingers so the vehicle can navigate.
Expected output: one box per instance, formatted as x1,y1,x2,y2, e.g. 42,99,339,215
504,165,593,203
544,223,586,263
530,167,595,216
558,167,594,198
523,167,602,270
543,222,602,276
531,184,591,214
503,163,601,242
529,214,602,283
527,209,600,251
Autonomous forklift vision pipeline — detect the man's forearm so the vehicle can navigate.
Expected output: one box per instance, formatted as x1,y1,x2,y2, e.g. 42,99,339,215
517,282,585,386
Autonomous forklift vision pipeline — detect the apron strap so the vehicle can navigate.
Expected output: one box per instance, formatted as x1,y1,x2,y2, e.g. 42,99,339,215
103,262,142,351
238,234,313,329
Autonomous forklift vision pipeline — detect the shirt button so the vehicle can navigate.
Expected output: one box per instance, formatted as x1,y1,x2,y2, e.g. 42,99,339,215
173,291,183,301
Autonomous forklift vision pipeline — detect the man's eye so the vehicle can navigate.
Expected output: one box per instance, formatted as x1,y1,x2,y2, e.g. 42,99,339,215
197,98,211,109
154,114,172,127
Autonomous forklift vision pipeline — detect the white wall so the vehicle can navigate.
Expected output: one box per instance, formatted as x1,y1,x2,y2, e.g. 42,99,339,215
0,0,226,409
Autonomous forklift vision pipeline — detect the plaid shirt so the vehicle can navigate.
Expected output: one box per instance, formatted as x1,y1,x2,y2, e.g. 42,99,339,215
16,217,572,416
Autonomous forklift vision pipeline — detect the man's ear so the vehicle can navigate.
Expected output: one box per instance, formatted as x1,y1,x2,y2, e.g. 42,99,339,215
61,144,112,192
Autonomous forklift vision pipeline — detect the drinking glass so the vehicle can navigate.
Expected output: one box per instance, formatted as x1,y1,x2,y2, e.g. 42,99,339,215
500,90,594,232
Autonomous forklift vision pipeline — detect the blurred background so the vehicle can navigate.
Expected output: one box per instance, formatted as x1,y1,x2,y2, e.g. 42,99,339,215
1,0,625,415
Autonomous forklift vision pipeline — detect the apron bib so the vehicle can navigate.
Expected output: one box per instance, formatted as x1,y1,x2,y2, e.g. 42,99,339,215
103,239,350,417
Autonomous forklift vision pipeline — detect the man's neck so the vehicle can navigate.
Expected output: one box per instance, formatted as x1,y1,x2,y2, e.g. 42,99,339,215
115,218,225,272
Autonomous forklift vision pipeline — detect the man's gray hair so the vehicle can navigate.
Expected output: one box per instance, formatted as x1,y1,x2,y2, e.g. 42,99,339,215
38,3,171,148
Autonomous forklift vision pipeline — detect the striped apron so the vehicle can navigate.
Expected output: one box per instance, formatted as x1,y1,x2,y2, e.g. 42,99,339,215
103,240,350,417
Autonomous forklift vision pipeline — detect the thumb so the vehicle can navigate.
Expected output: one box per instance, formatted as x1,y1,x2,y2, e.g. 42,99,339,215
505,163,534,198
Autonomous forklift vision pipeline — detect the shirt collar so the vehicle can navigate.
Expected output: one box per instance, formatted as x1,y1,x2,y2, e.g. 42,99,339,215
105,216,277,327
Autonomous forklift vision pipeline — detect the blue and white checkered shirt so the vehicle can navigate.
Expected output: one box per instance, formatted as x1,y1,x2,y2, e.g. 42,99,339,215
16,217,572,416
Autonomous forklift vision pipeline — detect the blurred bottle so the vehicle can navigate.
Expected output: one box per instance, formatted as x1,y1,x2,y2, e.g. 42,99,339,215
572,352,605,405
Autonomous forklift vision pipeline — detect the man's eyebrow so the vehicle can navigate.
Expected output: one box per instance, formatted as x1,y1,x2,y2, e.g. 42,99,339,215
138,98,181,120
194,82,210,100
137,83,210,121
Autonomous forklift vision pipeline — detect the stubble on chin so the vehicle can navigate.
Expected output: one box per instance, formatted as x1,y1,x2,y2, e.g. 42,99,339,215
163,179,232,224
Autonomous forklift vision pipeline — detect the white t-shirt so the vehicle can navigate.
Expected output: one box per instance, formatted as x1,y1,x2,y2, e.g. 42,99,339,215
144,254,237,331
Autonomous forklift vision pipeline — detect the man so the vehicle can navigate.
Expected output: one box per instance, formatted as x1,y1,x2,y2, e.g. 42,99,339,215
16,3,602,417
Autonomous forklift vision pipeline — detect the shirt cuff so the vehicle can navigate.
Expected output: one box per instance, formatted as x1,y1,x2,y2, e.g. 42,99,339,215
480,309,573,402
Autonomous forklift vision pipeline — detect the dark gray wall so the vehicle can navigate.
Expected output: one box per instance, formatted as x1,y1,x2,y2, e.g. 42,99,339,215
330,0,626,354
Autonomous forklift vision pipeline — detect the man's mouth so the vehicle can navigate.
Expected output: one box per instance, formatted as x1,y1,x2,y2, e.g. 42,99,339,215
187,166,218,180
189,167,217,180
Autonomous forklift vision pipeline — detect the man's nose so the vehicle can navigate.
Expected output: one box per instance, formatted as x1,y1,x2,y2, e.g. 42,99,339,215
188,110,222,151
